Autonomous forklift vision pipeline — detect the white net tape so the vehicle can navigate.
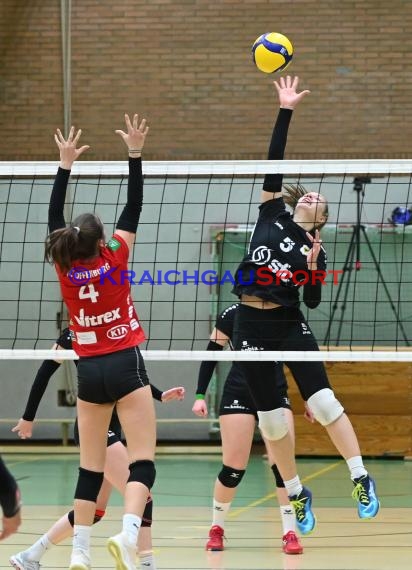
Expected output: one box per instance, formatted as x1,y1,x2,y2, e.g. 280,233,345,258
1,159,412,176
1,349,412,361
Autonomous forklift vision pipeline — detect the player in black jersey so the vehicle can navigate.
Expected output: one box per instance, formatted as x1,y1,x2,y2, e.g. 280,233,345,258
193,303,311,555
232,76,379,533
0,457,21,541
10,328,184,570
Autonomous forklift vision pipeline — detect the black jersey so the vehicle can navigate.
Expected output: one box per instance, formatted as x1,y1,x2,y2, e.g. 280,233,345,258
214,304,247,389
214,303,238,345
232,198,327,307
195,303,287,395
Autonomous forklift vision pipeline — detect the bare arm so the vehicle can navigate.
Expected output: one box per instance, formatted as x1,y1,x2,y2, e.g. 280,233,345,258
48,128,89,232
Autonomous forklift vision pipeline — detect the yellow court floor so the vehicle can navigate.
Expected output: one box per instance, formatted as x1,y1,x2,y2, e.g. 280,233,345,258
0,453,411,569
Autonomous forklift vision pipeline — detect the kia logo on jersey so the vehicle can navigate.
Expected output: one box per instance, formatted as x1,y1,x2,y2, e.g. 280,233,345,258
107,324,129,340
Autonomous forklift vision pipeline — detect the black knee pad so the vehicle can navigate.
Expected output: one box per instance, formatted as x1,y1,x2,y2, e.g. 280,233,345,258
141,495,153,527
74,467,104,502
271,464,285,488
68,507,105,527
128,460,156,490
0,458,20,517
0,485,20,518
217,465,245,488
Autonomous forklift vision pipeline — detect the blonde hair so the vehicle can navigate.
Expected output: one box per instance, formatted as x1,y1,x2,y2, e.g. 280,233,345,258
282,183,329,232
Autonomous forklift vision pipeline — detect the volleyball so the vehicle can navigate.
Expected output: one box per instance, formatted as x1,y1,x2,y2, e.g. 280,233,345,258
252,32,293,74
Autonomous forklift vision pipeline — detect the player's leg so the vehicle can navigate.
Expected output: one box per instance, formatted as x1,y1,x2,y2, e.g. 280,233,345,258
242,362,316,534
103,438,157,570
10,478,112,570
114,385,155,515
264,409,303,555
206,413,255,551
13,440,157,570
0,456,21,541
137,496,156,570
233,305,315,534
68,355,115,570
105,347,156,570
69,398,113,569
285,314,379,519
10,416,118,569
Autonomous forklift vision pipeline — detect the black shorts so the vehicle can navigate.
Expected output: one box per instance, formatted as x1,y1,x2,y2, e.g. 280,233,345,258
232,304,330,411
73,410,122,447
77,346,149,404
219,366,291,418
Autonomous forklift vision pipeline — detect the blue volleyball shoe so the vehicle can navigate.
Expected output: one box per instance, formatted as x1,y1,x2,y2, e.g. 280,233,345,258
289,486,316,535
352,475,380,519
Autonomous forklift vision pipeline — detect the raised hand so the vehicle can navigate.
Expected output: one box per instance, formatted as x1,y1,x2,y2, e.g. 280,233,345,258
161,386,185,402
11,418,34,439
54,126,90,170
306,230,322,270
274,75,310,110
115,113,149,154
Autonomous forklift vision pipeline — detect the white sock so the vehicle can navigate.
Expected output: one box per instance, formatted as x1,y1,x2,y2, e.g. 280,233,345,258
123,513,142,547
284,476,303,498
347,456,367,480
139,550,157,569
280,505,296,534
212,500,231,529
73,525,91,553
25,534,52,561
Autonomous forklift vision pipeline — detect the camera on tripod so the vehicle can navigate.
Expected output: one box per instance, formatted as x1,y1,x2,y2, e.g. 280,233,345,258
324,174,409,346
353,176,371,192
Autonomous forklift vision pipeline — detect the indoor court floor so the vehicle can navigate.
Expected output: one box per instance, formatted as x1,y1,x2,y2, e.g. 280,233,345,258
0,452,410,569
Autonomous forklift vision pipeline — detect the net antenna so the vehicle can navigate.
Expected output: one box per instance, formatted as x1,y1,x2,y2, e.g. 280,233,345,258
324,176,410,346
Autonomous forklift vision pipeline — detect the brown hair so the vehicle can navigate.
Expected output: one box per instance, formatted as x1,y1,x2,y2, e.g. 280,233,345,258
282,182,329,232
45,213,104,272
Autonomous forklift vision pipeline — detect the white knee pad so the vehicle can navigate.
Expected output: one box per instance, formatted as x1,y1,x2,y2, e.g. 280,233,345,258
307,388,344,426
257,408,288,441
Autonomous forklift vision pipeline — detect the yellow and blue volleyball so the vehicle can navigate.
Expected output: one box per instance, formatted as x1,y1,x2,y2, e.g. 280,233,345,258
252,32,293,73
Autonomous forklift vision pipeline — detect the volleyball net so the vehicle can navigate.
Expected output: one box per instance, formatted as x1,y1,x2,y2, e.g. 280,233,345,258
1,159,411,447
1,159,411,357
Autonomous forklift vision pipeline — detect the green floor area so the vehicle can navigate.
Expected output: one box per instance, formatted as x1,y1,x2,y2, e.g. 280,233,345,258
4,453,412,509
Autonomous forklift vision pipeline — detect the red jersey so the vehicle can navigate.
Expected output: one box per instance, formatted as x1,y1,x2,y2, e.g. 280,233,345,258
56,233,145,357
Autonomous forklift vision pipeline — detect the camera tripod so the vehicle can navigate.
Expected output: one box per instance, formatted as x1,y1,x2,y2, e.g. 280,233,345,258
324,177,410,346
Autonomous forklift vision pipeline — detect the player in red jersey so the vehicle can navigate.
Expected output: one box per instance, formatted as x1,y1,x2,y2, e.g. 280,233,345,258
10,328,185,570
44,115,154,570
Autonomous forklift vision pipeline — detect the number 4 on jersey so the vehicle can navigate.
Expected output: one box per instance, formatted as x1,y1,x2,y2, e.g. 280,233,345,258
79,284,99,303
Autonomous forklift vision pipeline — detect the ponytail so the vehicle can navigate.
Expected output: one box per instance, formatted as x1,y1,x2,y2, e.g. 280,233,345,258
282,183,307,210
282,183,329,234
45,213,104,272
45,227,80,272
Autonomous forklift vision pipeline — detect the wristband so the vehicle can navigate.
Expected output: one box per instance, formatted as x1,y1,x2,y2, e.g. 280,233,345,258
195,394,205,400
